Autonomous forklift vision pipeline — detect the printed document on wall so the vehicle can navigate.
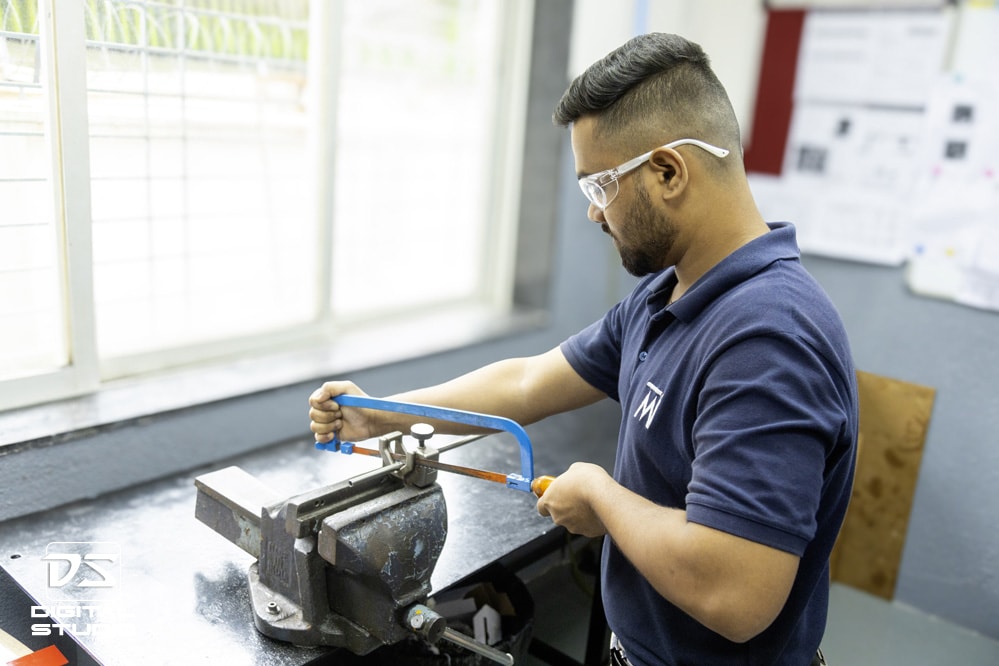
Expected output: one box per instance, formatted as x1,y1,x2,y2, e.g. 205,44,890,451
906,74,999,312
776,103,924,265
794,9,950,107
756,8,951,265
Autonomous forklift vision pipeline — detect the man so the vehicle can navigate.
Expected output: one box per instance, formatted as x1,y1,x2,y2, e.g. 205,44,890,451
310,33,857,665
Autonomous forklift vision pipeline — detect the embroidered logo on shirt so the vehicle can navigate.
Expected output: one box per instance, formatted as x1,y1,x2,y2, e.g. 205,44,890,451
633,381,664,429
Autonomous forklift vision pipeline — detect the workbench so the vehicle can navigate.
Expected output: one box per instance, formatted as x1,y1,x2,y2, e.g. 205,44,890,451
0,400,620,665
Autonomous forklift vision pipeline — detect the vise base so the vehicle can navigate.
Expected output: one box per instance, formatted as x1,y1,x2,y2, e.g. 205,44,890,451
195,465,447,655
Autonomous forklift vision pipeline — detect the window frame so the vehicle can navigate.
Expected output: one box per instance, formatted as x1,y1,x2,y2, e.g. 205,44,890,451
2,0,99,411
0,0,536,412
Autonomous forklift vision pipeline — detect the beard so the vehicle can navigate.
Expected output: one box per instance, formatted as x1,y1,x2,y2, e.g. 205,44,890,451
609,182,679,277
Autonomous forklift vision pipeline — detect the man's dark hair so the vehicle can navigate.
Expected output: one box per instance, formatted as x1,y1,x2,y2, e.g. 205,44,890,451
553,33,742,161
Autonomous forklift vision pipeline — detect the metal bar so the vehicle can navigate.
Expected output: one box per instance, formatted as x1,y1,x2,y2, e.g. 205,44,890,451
345,461,405,487
441,627,514,666
436,433,487,453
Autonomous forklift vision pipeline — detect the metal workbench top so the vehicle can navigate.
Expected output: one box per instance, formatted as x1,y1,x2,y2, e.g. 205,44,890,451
0,401,620,665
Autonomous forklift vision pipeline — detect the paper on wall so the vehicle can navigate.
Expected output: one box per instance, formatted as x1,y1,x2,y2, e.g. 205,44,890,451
905,74,999,311
768,103,925,265
793,9,951,108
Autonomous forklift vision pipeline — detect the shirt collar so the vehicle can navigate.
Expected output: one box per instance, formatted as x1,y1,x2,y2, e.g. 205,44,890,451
644,222,800,322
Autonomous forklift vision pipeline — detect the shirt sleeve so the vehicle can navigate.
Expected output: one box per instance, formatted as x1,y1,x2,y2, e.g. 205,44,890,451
560,303,626,402
684,333,852,556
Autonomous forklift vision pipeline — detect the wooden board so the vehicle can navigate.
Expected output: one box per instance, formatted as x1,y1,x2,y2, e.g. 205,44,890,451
829,370,936,599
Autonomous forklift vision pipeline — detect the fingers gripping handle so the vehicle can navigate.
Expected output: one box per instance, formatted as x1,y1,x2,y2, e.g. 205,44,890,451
325,394,537,493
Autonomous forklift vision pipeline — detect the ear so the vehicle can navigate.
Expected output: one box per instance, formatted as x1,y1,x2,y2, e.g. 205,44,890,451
648,147,688,200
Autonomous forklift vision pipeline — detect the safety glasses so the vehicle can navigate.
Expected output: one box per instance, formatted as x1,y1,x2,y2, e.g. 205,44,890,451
578,138,730,210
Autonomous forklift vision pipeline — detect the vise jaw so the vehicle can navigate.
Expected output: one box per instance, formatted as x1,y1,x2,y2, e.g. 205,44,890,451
194,464,447,655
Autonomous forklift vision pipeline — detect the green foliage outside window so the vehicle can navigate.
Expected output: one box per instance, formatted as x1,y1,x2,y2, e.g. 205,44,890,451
1,0,309,62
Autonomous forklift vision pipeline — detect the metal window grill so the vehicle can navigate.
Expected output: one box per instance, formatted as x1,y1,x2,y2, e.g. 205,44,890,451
82,0,315,359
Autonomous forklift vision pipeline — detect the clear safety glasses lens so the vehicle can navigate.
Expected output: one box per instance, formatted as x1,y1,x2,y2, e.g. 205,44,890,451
579,174,619,210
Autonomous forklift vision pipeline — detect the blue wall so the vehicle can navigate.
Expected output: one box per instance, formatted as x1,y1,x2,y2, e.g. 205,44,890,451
803,256,999,639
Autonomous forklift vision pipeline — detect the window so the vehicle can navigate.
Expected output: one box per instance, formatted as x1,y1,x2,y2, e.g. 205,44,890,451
0,0,532,412
331,1,516,320
84,0,316,372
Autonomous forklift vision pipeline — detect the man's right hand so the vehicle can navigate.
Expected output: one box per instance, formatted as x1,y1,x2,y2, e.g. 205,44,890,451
308,381,377,444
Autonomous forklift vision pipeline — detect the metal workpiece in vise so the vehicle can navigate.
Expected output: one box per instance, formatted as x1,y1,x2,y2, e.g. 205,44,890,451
194,396,535,664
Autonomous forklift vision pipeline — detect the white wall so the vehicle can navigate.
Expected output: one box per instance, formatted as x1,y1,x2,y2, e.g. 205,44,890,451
568,0,768,144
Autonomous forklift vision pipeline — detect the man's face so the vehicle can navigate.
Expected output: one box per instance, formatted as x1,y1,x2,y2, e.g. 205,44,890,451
614,180,678,277
571,117,679,277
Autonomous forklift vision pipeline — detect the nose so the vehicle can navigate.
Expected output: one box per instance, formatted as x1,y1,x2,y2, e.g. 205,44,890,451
587,202,606,224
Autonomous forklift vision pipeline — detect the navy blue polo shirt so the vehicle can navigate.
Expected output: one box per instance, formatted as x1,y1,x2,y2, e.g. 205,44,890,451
561,223,858,665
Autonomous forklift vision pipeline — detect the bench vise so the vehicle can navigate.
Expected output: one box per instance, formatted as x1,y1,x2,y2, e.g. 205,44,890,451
194,396,538,664
194,452,446,655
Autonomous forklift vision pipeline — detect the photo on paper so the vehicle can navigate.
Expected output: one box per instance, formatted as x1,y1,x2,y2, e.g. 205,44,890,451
944,140,969,160
795,145,829,174
952,103,974,123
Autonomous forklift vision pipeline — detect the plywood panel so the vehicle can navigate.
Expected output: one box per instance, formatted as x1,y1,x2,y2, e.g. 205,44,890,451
830,370,936,599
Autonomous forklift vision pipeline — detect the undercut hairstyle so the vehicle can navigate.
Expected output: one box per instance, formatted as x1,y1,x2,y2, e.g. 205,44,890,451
553,33,743,164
